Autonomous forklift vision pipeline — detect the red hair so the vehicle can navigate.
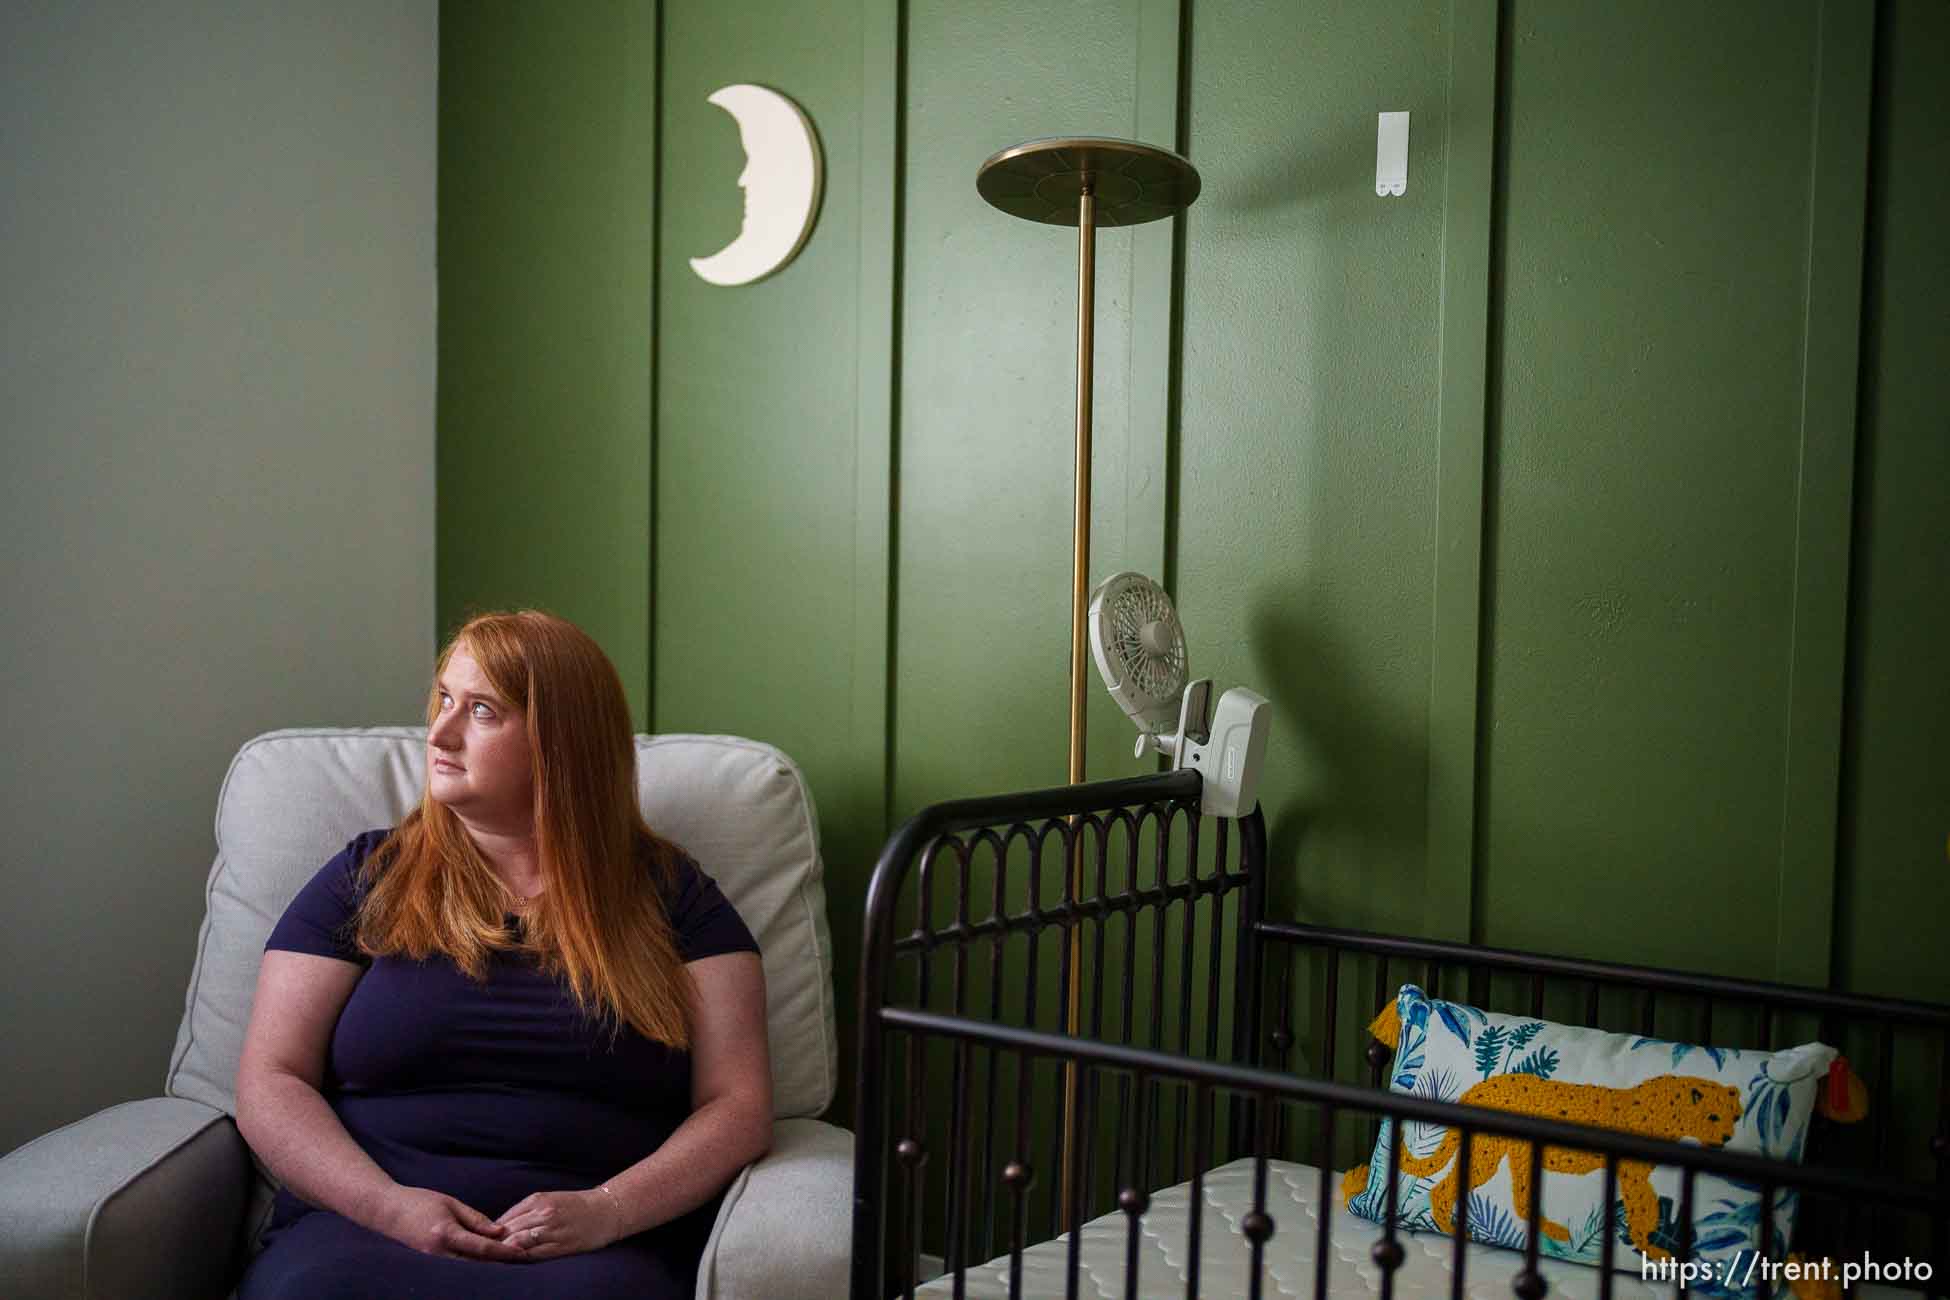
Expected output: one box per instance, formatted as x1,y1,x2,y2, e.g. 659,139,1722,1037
353,610,693,1049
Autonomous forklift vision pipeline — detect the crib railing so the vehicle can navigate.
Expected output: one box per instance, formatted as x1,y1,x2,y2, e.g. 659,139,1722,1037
850,774,1950,1299
1257,921,1950,1268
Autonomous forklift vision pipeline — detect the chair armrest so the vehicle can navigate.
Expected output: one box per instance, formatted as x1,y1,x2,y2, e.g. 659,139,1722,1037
0,1096,251,1300
696,1116,853,1300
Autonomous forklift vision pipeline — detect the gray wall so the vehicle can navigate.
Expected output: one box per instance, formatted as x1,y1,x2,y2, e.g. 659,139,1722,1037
1,2,437,1154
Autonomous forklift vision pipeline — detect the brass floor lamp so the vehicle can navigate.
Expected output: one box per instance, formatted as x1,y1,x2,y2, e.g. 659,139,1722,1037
975,136,1200,1226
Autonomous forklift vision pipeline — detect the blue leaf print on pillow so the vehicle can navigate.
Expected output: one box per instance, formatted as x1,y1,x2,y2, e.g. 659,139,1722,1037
1699,1197,1763,1231
1436,1001,1474,1047
1509,1045,1561,1079
1500,1022,1545,1073
1665,1042,1729,1070
1744,1065,1794,1153
1465,1195,1527,1251
1414,1068,1461,1105
1473,1026,1507,1080
1693,1227,1750,1252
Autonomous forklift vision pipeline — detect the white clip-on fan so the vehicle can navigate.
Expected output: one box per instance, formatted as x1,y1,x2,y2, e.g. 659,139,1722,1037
1087,572,1270,818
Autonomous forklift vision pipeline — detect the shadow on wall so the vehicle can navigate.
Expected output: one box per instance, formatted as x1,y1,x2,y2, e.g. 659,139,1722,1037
1225,120,1376,216
1247,596,1431,930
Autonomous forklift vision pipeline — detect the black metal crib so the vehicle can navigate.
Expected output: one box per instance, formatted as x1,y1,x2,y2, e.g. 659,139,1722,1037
850,771,1950,1299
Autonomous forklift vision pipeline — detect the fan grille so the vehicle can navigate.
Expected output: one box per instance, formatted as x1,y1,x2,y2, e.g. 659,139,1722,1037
1106,582,1186,706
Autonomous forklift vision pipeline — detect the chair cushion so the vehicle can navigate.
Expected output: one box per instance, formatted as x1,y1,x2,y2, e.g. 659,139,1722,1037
166,727,836,1128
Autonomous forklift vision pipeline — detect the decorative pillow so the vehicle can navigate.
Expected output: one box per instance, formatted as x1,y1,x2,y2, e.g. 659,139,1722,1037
1344,984,1835,1298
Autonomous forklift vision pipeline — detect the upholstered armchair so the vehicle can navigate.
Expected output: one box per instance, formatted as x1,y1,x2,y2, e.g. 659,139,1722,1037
0,728,852,1299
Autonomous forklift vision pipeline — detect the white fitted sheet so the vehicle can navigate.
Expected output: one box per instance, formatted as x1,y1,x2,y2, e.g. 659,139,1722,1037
914,1157,1917,1299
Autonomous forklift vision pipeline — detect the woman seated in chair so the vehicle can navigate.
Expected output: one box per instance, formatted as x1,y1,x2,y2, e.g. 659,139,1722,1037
235,610,771,1299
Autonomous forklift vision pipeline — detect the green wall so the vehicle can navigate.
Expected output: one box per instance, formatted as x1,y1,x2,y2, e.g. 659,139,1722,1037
438,0,1950,1126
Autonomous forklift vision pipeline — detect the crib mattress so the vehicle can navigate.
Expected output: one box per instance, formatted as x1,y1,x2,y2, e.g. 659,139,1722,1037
914,1158,1919,1299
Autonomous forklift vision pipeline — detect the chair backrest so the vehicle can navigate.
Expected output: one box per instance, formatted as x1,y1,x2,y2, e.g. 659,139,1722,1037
166,728,837,1123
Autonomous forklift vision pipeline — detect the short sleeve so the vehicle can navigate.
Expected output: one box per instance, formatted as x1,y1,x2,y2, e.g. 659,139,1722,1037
263,829,389,967
665,854,760,963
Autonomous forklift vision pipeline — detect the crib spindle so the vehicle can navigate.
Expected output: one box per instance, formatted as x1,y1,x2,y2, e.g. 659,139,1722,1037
1110,817,1140,1213
1323,948,1342,1086
1203,816,1228,1086
1064,1060,1089,1300
1082,821,1112,1216
908,847,938,1300
1598,1154,1618,1300
978,834,1009,1262
1121,1064,1153,1300
1047,818,1081,1246
1119,1178,1145,1300
1002,1151,1031,1300
1172,808,1199,1186
1515,1133,1544,1300
1676,1165,1696,1300
1005,862,1039,1300
1143,805,1170,1199
1450,1126,1473,1300
1875,1022,1896,1258
1314,1102,1336,1300
1247,1087,1275,1300
943,841,974,1281
1186,1080,1211,1300
1380,1104,1403,1300
1271,943,1294,1156
895,1037,924,1299
1586,979,1601,1029
1203,820,1228,1072
1020,835,1050,1245
1758,1181,1775,1278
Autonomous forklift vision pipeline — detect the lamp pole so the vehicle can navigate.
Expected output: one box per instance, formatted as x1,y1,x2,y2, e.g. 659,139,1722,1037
975,136,1200,1233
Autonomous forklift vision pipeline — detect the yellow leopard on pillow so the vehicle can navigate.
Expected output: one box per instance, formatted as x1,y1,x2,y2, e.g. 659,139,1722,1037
1389,1074,1740,1259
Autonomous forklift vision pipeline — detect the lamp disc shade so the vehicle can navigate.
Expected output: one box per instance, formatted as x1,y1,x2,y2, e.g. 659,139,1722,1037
976,136,1200,227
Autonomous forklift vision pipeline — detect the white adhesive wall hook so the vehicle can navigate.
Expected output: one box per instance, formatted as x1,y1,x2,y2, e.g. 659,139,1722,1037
1376,111,1409,197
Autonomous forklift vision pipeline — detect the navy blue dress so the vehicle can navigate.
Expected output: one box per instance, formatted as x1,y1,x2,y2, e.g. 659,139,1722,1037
237,829,761,1300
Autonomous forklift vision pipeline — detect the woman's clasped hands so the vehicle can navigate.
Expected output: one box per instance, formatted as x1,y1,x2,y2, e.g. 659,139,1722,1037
495,1187,628,1260
380,1184,625,1262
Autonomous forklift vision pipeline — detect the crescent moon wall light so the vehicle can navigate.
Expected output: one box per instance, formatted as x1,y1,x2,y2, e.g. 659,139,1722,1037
689,84,824,287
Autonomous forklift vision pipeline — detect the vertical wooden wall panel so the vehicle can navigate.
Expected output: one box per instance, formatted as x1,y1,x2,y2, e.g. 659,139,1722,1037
1834,0,1950,1006
653,0,865,760
651,0,875,1118
855,0,899,837
1124,0,1182,590
1773,0,1874,987
1479,1,1843,977
892,0,1146,822
1422,0,1501,944
438,1,657,722
841,0,902,1127
1177,0,1454,931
